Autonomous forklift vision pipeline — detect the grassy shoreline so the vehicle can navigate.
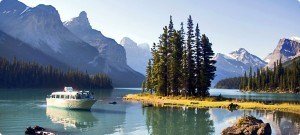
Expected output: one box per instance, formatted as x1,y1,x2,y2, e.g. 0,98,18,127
123,94,300,115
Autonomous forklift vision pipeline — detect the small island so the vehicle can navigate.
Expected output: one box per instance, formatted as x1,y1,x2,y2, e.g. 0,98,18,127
124,16,300,119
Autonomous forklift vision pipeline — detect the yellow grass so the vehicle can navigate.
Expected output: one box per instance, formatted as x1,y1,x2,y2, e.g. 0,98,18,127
123,94,300,115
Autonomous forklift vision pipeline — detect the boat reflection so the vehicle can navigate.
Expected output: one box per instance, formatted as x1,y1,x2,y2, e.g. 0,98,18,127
46,107,97,129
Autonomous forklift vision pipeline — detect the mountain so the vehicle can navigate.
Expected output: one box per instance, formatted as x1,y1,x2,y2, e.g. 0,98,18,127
0,0,143,87
0,30,68,68
0,0,98,70
213,48,267,86
119,37,152,74
64,11,144,87
264,37,300,68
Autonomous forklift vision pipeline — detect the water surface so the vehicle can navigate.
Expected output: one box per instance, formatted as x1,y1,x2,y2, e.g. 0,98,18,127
0,88,299,135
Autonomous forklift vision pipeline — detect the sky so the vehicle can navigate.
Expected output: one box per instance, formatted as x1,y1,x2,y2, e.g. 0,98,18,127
19,0,300,59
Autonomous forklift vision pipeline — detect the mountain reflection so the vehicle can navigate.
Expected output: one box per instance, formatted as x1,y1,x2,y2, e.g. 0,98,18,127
144,107,214,135
253,110,300,135
46,107,97,129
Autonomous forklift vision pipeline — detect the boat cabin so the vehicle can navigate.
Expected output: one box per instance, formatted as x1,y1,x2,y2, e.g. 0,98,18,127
48,87,94,100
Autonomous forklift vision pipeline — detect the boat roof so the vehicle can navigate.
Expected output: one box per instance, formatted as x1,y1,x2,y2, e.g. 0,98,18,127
51,90,91,96
51,91,79,96
50,87,91,95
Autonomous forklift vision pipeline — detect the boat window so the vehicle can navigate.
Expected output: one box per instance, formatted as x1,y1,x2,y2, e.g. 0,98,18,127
65,95,69,99
51,95,55,98
55,95,59,98
61,95,64,99
71,96,75,99
76,94,81,99
82,93,87,99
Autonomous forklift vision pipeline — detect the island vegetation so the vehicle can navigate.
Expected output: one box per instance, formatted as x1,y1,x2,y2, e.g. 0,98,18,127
0,57,113,89
142,15,216,97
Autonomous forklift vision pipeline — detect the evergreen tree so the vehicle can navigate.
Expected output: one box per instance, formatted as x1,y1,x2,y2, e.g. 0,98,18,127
151,43,160,94
169,31,183,96
180,22,188,97
157,26,169,96
145,59,153,94
200,34,216,96
194,23,204,96
185,15,196,96
142,80,146,93
248,67,252,90
167,16,174,95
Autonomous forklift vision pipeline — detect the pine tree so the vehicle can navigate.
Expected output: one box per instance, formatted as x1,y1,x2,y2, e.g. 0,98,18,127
157,26,169,96
169,31,183,96
200,34,216,96
151,43,160,94
180,22,188,97
248,67,252,90
142,80,146,93
194,23,204,96
167,16,174,95
185,15,196,96
145,59,152,94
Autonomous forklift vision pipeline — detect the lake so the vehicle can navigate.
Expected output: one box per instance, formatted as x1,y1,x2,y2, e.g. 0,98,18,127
0,88,299,135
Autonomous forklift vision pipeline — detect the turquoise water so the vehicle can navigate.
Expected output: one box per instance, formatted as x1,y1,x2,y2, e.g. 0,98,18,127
0,88,299,135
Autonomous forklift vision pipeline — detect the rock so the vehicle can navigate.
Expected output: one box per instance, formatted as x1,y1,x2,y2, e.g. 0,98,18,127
257,123,272,135
109,101,117,104
227,103,239,111
142,103,154,108
221,115,271,135
25,125,56,135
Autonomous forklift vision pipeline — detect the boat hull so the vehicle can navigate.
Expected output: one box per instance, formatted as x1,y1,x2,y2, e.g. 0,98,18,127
46,98,97,110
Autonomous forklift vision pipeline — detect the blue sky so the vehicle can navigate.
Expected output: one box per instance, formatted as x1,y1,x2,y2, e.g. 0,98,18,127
19,0,300,59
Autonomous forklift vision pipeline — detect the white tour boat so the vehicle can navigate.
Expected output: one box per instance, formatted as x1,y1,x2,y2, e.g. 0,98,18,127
46,87,97,110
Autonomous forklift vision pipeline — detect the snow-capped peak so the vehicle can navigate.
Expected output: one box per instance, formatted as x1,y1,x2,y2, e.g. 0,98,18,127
289,36,300,43
230,48,248,55
229,48,249,60
227,48,266,65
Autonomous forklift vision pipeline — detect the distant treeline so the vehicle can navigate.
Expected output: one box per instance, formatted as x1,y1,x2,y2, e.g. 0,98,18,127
0,57,113,89
214,77,241,89
240,59,300,93
216,58,300,93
